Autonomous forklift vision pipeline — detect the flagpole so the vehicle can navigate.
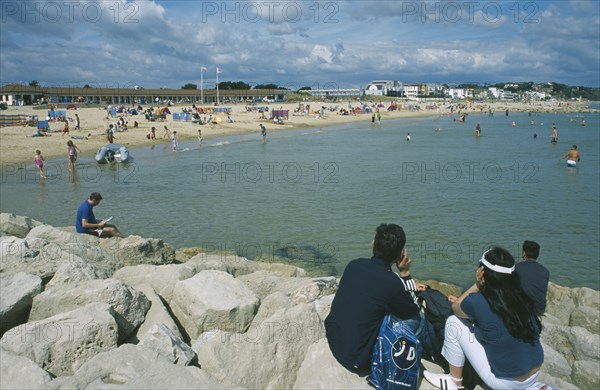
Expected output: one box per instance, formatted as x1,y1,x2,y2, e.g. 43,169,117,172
200,67,205,104
216,68,219,105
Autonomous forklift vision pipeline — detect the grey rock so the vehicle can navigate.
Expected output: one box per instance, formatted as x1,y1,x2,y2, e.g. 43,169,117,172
250,291,293,326
0,347,53,389
0,213,40,237
114,235,176,266
570,306,600,335
573,287,600,310
314,294,334,323
293,339,370,389
112,263,196,302
170,270,259,339
0,272,42,335
46,254,107,287
568,326,600,361
50,344,224,389
0,303,118,376
546,282,577,324
541,341,572,379
194,303,323,389
131,284,182,342
30,278,150,341
289,277,337,304
138,323,196,366
572,360,600,390
186,252,258,277
238,270,337,302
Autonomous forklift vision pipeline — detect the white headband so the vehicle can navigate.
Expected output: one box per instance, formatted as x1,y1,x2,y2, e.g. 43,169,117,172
480,250,515,274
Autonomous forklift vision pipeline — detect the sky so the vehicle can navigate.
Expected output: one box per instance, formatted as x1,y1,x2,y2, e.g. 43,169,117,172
1,0,599,90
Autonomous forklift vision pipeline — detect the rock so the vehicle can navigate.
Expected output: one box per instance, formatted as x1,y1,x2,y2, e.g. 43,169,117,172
568,326,600,361
0,303,118,376
314,294,334,322
50,344,224,389
541,321,576,365
546,282,577,323
573,287,600,310
194,303,323,389
293,339,370,389
238,271,337,302
115,235,176,266
112,263,196,302
289,277,337,304
541,341,572,379
46,254,107,287
30,278,150,341
0,213,40,237
572,360,600,390
175,246,204,262
0,236,55,280
250,291,293,326
170,270,259,339
0,272,42,336
138,323,196,366
570,306,600,335
131,284,182,342
0,348,53,389
186,253,257,277
253,261,307,277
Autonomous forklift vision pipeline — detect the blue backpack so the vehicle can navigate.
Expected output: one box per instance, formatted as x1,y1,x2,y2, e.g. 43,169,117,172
368,315,422,390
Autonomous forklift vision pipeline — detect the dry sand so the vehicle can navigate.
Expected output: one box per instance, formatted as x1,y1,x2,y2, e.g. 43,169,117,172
0,99,592,166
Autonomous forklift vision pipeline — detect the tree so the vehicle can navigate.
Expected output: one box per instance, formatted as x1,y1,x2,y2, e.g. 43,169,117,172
298,86,312,91
254,83,279,90
216,81,251,90
181,83,198,90
83,84,93,88
29,80,39,87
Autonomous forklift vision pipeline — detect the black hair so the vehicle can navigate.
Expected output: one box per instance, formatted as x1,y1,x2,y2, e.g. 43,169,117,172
372,223,406,264
89,192,103,202
522,240,540,259
480,246,541,341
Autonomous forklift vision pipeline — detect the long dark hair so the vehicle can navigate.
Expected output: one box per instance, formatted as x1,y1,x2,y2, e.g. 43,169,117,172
480,246,542,341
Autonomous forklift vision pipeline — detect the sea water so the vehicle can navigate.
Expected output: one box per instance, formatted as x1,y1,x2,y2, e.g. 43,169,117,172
1,111,598,289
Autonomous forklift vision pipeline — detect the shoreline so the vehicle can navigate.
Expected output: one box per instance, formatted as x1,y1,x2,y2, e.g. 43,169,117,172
1,100,596,166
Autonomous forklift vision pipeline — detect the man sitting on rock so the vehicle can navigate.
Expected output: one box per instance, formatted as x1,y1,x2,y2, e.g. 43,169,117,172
75,192,124,238
324,223,435,374
516,240,549,316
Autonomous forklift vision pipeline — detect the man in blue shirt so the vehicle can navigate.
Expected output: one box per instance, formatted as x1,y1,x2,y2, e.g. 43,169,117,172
76,192,124,238
324,223,434,373
516,240,549,316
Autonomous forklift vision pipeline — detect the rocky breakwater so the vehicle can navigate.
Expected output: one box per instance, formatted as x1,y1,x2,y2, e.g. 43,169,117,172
1,212,598,389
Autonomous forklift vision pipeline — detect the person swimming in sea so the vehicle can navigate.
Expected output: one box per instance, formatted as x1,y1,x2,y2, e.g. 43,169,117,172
560,145,581,167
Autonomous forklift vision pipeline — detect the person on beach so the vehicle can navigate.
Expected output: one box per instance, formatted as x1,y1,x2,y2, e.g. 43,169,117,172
407,132,411,141
34,150,46,179
171,131,178,151
550,125,558,143
560,145,581,167
325,223,437,375
376,109,382,126
75,114,80,131
475,123,481,136
66,140,80,174
423,247,543,390
106,124,115,143
260,124,267,143
163,125,171,139
371,111,375,126
516,241,549,316
75,192,124,238
198,129,203,144
61,120,70,137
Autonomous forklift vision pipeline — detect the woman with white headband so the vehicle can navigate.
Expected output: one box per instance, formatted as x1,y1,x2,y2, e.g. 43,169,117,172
424,246,544,390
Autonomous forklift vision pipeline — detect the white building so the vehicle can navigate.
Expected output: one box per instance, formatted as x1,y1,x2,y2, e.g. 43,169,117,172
403,85,421,98
364,80,403,97
446,88,473,99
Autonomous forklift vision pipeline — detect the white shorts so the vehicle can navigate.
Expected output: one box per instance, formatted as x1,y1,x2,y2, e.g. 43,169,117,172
567,159,577,167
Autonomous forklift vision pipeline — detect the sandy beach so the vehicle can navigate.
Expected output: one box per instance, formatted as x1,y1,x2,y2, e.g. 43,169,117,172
0,99,593,166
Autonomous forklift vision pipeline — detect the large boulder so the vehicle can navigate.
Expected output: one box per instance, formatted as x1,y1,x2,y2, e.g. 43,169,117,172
0,272,42,335
546,283,577,323
293,339,370,389
50,344,224,389
46,254,107,287
572,360,600,390
0,303,118,376
0,236,57,280
30,278,150,341
112,263,196,302
0,213,41,237
0,348,53,389
138,323,196,366
131,284,182,342
113,235,176,266
170,270,259,339
238,271,337,302
186,253,258,277
193,303,324,389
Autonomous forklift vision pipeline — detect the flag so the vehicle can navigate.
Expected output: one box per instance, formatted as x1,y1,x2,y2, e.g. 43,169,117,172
216,67,223,74
201,66,207,71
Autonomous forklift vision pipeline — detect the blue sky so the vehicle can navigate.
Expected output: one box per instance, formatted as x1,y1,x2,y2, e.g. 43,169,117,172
1,0,599,89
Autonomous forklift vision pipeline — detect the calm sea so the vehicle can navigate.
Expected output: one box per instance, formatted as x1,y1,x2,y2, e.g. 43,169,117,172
1,111,598,290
